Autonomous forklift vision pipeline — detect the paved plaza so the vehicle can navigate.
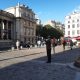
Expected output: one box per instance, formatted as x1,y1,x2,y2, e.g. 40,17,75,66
0,45,80,80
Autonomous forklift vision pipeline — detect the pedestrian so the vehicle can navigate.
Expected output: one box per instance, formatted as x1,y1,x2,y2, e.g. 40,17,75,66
70,40,73,50
37,40,41,48
16,40,20,50
27,41,30,49
45,36,51,63
62,39,66,51
51,37,56,54
20,41,23,50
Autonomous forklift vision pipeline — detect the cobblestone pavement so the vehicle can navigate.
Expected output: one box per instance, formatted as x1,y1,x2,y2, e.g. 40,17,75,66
0,45,80,80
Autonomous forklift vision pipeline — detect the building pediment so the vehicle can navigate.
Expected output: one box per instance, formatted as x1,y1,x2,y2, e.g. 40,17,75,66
0,10,15,18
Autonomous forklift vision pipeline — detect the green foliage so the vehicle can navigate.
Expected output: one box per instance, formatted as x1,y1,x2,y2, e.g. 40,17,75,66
36,24,64,39
40,24,64,39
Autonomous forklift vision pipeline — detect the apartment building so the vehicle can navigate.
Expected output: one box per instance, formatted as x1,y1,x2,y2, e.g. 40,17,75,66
65,11,80,39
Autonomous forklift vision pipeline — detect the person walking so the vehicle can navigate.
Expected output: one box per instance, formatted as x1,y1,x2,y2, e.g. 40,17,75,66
45,36,51,63
16,40,20,50
70,40,73,50
62,39,66,51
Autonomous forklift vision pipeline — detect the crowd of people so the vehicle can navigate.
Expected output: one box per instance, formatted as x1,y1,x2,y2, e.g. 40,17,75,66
12,36,74,63
12,39,45,50
45,36,74,63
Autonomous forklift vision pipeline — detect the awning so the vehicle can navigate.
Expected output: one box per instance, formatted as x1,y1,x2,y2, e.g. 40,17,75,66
76,37,80,40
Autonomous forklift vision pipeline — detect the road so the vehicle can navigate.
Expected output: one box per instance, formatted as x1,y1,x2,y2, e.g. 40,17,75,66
0,45,69,68
0,45,80,80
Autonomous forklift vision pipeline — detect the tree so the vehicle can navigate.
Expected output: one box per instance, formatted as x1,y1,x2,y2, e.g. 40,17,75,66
40,24,64,39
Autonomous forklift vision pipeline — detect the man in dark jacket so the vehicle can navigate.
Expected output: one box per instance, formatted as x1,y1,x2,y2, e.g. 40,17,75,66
70,40,73,50
46,37,51,63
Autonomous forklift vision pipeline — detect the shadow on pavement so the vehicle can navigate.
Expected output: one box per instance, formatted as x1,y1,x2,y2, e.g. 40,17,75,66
33,48,80,63
0,60,76,80
0,48,80,80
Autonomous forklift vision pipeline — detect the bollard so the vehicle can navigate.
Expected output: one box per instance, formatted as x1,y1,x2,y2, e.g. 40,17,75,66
11,46,14,51
20,46,23,50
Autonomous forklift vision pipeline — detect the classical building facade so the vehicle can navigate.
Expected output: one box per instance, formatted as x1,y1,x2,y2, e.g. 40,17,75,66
5,3,37,44
0,10,15,49
0,3,37,49
65,11,80,39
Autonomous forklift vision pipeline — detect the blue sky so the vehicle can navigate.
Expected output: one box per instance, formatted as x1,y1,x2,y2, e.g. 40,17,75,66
0,0,80,24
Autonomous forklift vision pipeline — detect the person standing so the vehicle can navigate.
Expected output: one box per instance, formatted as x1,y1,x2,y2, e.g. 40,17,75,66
27,41,30,49
62,39,66,51
37,40,41,48
16,40,20,50
70,40,73,50
45,37,51,63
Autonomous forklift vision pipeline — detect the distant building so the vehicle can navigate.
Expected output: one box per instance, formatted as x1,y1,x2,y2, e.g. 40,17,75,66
65,10,80,39
44,20,64,32
43,20,56,27
0,3,37,49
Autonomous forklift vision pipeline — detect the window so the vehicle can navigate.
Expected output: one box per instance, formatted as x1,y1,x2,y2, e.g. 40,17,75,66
69,16,71,19
28,22,30,26
72,20,75,23
22,12,26,17
77,19,79,22
77,30,80,34
24,21,26,25
32,29,34,35
72,30,75,35
27,28,30,35
68,31,70,35
68,21,70,23
77,24,79,28
24,28,26,35
68,25,70,28
72,24,75,28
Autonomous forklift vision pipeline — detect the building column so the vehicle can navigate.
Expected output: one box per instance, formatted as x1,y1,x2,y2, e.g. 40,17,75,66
0,19,2,39
2,20,5,30
2,20,5,39
6,21,8,39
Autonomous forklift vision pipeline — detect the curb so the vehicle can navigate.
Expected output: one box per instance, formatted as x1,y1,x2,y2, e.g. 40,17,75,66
67,62,80,72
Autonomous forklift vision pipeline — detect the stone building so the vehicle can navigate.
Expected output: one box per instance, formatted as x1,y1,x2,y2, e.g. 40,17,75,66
5,3,37,44
0,10,15,49
0,3,37,49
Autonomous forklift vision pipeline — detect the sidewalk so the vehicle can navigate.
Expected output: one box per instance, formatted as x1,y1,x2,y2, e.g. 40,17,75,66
0,45,80,80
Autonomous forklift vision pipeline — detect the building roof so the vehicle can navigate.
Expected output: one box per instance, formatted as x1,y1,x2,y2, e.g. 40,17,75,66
0,10,15,18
